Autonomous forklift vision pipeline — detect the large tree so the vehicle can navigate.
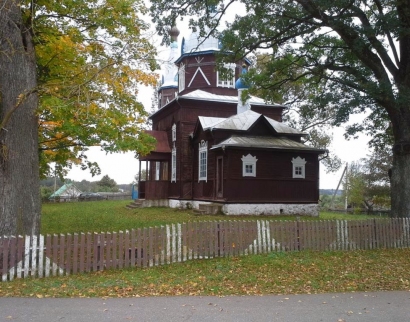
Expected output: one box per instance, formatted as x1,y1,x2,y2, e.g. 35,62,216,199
0,0,40,235
151,0,410,217
0,0,157,235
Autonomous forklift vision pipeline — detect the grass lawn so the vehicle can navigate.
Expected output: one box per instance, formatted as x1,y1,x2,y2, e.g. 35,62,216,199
41,200,381,235
1,249,409,297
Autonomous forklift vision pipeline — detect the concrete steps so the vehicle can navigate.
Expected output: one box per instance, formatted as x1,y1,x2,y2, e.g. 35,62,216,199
125,200,144,209
193,203,223,215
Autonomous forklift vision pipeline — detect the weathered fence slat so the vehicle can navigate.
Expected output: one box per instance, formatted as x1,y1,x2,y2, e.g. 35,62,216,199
1,237,9,281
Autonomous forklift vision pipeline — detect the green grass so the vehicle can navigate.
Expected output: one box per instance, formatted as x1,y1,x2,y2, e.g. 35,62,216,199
41,200,382,235
1,248,409,297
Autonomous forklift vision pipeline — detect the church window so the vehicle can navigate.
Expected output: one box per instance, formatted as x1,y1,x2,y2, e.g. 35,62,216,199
178,63,185,92
217,63,235,88
241,154,257,177
198,140,208,182
171,147,176,182
172,123,176,142
292,156,306,179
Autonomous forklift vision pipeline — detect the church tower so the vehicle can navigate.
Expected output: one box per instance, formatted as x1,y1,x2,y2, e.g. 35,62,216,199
158,25,180,108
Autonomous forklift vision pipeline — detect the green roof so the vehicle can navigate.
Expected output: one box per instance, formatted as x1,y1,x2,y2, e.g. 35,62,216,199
49,183,80,198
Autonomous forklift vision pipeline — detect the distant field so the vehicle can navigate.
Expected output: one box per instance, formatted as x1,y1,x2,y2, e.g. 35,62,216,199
41,200,383,235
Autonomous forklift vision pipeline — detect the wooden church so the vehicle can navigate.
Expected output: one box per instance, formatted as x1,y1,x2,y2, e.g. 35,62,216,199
138,26,326,216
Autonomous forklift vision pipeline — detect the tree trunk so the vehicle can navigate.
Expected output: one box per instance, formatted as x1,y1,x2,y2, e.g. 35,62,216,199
390,143,410,218
0,0,41,235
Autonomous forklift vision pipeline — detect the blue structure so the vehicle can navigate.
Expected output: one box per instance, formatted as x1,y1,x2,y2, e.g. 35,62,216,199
132,184,138,200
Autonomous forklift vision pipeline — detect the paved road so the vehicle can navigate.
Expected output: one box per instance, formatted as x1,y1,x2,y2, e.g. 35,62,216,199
0,291,409,322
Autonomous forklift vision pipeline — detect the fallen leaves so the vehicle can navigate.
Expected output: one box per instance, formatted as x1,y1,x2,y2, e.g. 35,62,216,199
0,249,410,298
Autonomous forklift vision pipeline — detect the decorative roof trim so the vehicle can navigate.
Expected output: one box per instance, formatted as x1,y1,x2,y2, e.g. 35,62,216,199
188,67,210,87
175,50,252,65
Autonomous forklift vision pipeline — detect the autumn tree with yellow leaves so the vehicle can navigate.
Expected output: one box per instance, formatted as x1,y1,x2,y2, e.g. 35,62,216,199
0,0,157,236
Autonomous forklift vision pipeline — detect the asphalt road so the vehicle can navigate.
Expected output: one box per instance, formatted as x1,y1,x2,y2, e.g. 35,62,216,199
0,291,409,322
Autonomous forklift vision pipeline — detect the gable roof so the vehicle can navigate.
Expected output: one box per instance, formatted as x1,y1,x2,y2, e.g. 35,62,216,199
49,183,82,198
198,110,307,136
211,136,326,153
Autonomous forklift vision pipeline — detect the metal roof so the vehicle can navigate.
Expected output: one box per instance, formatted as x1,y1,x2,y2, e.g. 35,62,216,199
198,116,227,129
199,110,307,135
264,115,306,135
49,183,81,198
210,110,260,130
181,90,284,107
211,136,326,153
144,130,171,153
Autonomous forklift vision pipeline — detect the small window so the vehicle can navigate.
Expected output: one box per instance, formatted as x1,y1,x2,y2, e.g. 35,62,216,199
241,154,257,177
292,156,306,179
217,63,235,88
178,63,185,92
172,123,176,142
198,140,208,182
171,147,176,182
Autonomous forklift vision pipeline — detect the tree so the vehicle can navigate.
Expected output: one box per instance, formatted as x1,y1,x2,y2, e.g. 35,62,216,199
98,175,118,192
1,0,158,236
150,0,410,217
1,0,40,235
35,0,158,178
344,149,392,213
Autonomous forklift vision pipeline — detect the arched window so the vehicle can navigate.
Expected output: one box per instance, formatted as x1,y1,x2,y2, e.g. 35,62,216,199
198,140,208,182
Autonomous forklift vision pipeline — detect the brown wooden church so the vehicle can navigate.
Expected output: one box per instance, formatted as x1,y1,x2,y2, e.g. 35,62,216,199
138,26,326,216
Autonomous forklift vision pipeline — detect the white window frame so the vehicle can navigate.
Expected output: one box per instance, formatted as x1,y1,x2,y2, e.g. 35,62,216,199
292,156,306,179
178,63,185,92
241,154,257,177
172,123,176,142
198,140,208,182
217,63,235,88
171,147,176,182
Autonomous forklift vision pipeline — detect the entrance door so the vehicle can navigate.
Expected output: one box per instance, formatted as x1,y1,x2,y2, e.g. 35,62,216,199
216,156,223,198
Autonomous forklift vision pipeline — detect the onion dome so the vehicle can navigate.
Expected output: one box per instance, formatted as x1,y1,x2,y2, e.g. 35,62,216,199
235,65,250,89
169,25,180,42
183,30,220,53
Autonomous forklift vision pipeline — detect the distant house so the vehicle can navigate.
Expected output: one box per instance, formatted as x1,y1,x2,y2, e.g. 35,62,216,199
49,183,82,201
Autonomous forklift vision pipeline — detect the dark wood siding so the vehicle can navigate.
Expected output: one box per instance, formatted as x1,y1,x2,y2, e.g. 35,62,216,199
144,181,169,200
252,106,283,122
223,149,320,203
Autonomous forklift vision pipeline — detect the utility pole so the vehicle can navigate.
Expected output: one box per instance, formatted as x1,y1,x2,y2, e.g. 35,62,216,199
331,162,348,210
